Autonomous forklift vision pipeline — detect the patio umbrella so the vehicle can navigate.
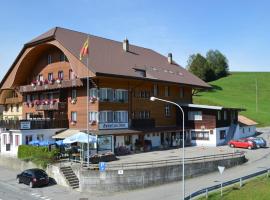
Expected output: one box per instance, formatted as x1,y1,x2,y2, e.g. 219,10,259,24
39,140,56,146
29,140,40,146
63,132,97,144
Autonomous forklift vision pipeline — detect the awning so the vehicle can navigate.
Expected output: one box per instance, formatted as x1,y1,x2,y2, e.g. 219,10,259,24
63,132,97,144
52,129,80,139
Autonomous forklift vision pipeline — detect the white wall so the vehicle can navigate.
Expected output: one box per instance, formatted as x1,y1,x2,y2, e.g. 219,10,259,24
115,136,125,147
190,129,217,147
144,133,161,147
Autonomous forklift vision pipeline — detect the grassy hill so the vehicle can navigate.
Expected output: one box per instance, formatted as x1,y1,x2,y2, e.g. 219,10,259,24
193,72,270,127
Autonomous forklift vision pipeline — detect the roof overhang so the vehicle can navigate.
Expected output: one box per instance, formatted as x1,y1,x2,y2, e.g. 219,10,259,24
179,103,245,111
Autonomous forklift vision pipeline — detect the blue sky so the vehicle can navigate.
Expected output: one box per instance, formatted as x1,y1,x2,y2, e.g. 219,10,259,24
0,0,270,81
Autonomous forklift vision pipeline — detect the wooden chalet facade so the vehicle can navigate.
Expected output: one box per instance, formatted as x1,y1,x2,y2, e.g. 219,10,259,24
0,27,249,155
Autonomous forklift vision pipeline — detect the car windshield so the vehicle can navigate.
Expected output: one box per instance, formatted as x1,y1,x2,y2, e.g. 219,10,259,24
33,170,47,178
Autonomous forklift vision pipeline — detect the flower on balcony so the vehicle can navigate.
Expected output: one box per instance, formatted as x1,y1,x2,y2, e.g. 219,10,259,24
56,78,63,84
43,79,49,85
70,120,77,125
89,96,98,103
70,98,77,104
49,78,55,85
31,80,37,87
37,80,43,86
34,100,41,105
89,120,97,125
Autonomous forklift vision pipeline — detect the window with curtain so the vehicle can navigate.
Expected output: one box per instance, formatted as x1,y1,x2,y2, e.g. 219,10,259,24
99,111,113,123
115,89,128,102
99,88,114,101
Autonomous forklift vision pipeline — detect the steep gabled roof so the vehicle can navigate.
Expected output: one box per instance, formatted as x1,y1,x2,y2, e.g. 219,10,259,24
1,27,211,89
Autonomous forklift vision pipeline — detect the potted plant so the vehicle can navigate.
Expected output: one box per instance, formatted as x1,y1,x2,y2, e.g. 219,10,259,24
70,120,77,125
56,77,62,84
31,80,37,87
89,120,96,125
70,98,77,104
89,96,97,103
37,80,42,86
49,78,55,85
43,79,49,85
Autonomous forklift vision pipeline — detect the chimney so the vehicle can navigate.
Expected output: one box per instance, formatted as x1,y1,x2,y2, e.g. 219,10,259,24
123,38,129,52
168,53,173,64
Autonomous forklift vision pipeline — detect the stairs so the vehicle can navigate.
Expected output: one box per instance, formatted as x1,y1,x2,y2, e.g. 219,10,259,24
225,124,237,144
60,166,79,189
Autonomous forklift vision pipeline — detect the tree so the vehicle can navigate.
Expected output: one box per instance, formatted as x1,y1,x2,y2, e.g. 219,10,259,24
187,53,215,82
206,50,229,78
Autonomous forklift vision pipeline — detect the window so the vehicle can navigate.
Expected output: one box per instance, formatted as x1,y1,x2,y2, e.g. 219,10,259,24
153,84,158,96
90,88,98,98
60,53,67,62
124,135,132,145
16,104,19,112
165,104,171,117
217,111,221,120
188,111,202,121
115,89,128,102
114,111,128,122
165,86,170,97
224,111,227,120
242,128,245,133
139,111,150,119
58,71,64,80
47,54,52,64
11,105,13,112
134,69,146,77
37,134,44,141
48,73,53,81
99,88,114,101
15,135,19,146
180,88,184,98
69,69,75,80
38,74,43,81
191,131,209,140
89,112,98,122
71,89,77,99
71,112,77,122
220,130,226,140
25,135,32,145
99,111,113,123
249,127,251,132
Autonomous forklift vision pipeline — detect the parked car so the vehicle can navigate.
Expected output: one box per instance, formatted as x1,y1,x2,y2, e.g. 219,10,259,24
228,139,256,150
247,137,267,148
16,168,49,188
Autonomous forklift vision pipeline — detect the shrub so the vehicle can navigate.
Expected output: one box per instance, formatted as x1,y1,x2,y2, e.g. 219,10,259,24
18,145,59,169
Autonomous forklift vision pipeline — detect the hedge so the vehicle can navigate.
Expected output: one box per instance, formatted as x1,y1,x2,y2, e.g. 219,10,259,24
18,145,59,168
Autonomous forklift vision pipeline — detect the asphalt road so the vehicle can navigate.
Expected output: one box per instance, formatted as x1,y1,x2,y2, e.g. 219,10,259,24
1,127,270,200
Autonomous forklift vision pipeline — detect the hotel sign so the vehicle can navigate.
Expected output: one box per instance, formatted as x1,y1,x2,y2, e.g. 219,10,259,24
20,121,31,130
99,123,128,130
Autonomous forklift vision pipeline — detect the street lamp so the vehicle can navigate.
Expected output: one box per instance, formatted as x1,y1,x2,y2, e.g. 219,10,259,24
150,96,185,200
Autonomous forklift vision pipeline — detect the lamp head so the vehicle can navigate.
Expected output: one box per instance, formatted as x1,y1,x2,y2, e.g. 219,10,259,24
150,96,156,101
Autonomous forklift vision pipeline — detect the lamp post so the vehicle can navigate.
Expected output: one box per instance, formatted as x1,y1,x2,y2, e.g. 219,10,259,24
150,96,185,200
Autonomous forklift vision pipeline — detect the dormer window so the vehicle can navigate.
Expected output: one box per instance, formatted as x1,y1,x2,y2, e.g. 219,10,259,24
134,69,146,77
47,54,52,64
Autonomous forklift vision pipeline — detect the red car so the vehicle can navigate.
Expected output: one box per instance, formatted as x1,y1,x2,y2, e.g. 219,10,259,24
228,139,255,150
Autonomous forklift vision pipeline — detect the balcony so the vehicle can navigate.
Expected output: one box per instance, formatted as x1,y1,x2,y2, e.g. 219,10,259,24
35,102,66,111
0,119,69,130
5,96,23,104
19,79,83,93
131,119,155,129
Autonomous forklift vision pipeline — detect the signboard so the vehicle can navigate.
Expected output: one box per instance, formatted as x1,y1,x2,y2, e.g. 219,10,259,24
20,121,31,130
218,166,225,175
118,169,124,175
99,162,106,172
99,123,128,130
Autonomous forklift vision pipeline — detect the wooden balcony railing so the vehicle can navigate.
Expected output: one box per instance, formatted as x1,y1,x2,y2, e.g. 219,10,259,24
19,79,83,93
0,119,69,130
35,102,67,111
5,96,23,104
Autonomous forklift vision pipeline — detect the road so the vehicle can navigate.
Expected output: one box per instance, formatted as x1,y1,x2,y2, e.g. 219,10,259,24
0,127,270,200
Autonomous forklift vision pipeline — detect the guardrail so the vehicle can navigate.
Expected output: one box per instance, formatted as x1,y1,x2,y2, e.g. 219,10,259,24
79,151,245,170
185,168,270,200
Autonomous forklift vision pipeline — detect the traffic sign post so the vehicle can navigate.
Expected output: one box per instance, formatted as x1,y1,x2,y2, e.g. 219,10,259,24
218,166,225,197
99,162,106,172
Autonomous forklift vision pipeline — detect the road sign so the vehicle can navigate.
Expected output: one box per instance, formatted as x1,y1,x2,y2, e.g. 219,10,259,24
218,166,225,175
99,162,106,172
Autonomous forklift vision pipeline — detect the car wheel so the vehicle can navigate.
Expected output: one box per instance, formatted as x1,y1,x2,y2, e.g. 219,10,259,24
230,144,235,148
17,178,21,184
29,181,33,188
248,146,252,150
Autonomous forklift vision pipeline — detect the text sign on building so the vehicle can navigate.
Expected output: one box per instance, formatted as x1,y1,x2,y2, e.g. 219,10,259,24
99,123,128,130
20,121,31,130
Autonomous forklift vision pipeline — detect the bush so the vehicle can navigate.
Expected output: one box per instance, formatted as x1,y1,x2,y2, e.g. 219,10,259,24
18,145,59,169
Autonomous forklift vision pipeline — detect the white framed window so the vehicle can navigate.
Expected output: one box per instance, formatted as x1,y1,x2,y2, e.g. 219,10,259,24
114,111,128,122
99,88,114,101
191,131,209,140
188,111,202,121
71,112,77,122
89,112,98,122
90,88,98,98
217,111,221,120
165,86,170,97
165,104,171,117
58,71,64,80
153,84,158,96
47,54,52,64
224,111,227,120
115,89,128,102
38,74,43,81
180,88,184,98
48,73,53,81
99,111,113,123
71,89,77,99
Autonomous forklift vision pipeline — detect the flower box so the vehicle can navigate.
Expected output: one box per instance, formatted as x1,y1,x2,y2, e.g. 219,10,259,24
70,120,77,125
70,98,77,104
89,96,97,103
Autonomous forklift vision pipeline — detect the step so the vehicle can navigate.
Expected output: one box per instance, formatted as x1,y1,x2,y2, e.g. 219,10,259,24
66,177,79,181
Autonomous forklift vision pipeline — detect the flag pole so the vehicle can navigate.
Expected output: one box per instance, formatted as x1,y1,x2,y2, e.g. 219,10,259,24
86,35,90,167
